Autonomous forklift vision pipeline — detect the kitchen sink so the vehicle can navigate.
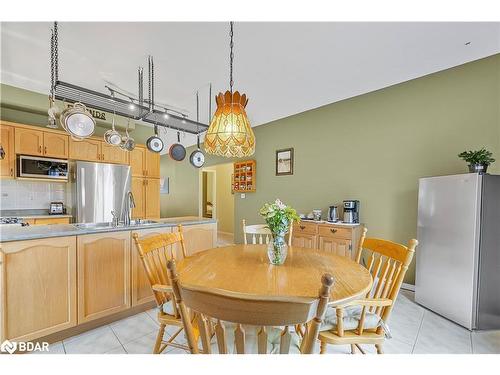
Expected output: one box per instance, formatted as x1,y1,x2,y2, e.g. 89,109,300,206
73,219,159,230
73,222,123,229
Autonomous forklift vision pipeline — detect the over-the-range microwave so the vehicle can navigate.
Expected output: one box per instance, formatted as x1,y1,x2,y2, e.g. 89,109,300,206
17,155,69,181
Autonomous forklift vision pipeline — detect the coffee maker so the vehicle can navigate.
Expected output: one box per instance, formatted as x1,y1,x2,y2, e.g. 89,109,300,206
343,200,359,223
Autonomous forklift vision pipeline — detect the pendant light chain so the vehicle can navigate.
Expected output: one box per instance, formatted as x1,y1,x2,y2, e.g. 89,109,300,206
229,21,234,94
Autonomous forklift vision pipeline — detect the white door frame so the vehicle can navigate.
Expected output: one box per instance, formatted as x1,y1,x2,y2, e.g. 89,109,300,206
198,168,217,219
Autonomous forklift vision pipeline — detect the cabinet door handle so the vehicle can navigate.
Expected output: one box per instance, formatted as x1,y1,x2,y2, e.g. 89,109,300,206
10,168,13,176
39,145,42,153
44,146,47,154
300,225,305,230
330,228,337,233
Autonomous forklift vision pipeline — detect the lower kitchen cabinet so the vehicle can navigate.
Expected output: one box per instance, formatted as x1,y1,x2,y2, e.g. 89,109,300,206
0,237,77,342
174,223,217,259
77,232,131,323
291,233,317,249
293,222,363,258
24,217,71,225
130,227,172,307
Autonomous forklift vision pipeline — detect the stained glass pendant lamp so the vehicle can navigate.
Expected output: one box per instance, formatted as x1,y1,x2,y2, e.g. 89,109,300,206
204,22,255,158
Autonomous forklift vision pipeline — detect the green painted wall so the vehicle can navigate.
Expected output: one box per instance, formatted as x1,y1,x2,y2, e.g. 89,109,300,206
159,54,500,284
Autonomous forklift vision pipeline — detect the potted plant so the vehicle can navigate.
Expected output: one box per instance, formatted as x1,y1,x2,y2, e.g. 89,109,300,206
259,199,300,265
458,148,495,174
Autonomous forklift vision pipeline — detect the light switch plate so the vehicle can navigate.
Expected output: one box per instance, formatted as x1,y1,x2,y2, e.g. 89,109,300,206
240,193,246,199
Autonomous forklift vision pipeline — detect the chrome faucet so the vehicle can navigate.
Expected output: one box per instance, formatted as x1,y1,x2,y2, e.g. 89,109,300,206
123,191,136,226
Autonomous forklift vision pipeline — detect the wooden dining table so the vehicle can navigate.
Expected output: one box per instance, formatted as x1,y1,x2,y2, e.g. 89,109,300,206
177,244,373,306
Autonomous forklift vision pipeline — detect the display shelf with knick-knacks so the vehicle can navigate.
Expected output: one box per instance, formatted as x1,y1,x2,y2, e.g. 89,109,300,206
233,160,256,193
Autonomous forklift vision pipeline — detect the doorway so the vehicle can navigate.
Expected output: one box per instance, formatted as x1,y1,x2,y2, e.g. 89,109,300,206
199,163,235,246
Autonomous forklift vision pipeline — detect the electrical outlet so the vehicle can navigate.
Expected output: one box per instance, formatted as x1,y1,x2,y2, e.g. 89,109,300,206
240,193,246,199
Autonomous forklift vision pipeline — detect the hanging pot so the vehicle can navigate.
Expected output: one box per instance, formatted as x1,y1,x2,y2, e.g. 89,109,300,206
47,96,59,129
104,110,122,146
146,124,164,153
169,131,186,161
190,134,205,168
60,102,95,140
120,118,136,151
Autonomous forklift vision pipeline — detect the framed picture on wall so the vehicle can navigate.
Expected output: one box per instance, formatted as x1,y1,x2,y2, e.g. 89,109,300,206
276,148,294,176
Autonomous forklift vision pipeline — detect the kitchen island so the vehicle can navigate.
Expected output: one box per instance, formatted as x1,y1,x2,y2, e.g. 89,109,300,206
0,217,217,343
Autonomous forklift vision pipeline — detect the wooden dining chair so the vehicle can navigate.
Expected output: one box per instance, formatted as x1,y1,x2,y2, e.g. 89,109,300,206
318,228,417,354
167,259,334,354
242,219,293,246
132,224,190,354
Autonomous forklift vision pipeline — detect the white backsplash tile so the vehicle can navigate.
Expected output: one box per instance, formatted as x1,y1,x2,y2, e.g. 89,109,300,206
0,180,68,210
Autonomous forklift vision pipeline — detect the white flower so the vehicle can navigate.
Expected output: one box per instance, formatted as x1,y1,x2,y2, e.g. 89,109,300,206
275,199,286,210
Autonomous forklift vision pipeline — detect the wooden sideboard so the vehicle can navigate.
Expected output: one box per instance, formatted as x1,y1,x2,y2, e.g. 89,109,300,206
292,221,364,259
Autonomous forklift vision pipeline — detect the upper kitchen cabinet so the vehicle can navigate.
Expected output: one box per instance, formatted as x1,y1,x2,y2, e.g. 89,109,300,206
145,150,160,178
43,132,69,158
69,138,101,162
14,126,69,158
0,124,15,178
101,142,129,165
130,146,160,178
129,146,146,176
14,127,43,156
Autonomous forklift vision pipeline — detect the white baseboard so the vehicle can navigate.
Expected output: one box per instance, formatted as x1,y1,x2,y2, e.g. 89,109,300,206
401,282,415,291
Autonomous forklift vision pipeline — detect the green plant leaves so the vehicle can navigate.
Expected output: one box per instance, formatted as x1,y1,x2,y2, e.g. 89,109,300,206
458,148,495,165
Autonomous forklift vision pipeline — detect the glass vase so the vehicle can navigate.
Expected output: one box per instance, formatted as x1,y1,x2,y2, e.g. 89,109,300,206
267,233,288,265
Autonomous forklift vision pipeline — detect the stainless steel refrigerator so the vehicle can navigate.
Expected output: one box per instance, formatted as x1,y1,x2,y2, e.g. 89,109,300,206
73,161,132,223
415,173,500,330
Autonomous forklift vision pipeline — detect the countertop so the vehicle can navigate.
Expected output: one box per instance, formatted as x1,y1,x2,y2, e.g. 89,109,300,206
0,209,72,219
0,217,217,243
298,219,362,227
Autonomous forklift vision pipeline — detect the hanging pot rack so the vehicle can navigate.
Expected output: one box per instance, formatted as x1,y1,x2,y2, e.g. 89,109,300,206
50,22,209,135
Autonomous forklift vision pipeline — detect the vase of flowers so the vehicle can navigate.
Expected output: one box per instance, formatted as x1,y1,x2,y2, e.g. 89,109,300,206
259,199,300,265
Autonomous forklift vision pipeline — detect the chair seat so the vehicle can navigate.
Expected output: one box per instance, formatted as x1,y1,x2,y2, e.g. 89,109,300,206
320,306,381,332
162,300,176,315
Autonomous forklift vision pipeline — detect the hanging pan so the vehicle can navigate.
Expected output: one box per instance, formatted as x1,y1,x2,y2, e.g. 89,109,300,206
189,92,205,168
60,102,95,140
169,131,186,161
146,124,164,153
104,109,122,146
120,118,136,151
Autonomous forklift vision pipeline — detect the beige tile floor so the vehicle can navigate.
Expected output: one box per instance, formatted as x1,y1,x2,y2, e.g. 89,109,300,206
33,290,500,354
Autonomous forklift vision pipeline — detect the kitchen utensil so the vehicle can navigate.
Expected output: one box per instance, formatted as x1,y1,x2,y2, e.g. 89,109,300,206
328,205,339,222
47,96,59,129
343,200,360,224
189,91,205,168
169,131,186,161
120,118,135,151
104,109,122,146
59,102,95,140
146,124,164,153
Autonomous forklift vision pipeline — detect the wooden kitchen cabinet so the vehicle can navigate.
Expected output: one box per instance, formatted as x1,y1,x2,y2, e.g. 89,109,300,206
145,150,160,178
131,177,160,219
173,223,217,259
0,236,77,342
43,132,69,158
69,138,102,162
131,177,146,219
292,222,363,259
0,124,15,178
291,233,317,249
14,127,43,156
130,146,147,177
130,227,172,307
145,178,160,219
130,146,160,177
77,232,131,323
33,217,71,225
101,142,129,164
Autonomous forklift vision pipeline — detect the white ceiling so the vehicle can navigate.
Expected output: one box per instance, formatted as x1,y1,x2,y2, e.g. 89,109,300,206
1,22,500,146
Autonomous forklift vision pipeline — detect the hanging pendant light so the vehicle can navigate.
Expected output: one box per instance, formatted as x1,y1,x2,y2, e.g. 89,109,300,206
204,22,255,158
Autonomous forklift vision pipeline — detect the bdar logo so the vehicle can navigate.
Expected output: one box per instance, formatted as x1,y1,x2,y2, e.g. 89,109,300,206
1,340,17,354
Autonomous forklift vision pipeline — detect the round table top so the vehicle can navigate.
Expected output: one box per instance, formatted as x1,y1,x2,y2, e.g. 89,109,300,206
177,244,372,306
